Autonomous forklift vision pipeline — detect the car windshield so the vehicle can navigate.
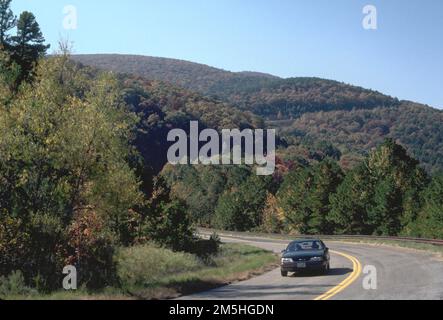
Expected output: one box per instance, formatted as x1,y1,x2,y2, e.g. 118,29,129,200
287,241,324,252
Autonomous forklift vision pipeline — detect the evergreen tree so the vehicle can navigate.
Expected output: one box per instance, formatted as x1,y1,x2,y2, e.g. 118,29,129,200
368,177,403,236
277,167,313,234
213,175,270,231
11,11,49,83
408,175,443,238
278,160,343,235
329,139,429,236
307,160,344,234
0,0,16,47
328,165,373,234
367,139,429,234
143,176,194,251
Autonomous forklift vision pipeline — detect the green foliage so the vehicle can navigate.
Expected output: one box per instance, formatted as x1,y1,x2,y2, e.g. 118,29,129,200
0,49,20,99
142,177,195,252
71,55,398,119
72,54,443,174
406,175,443,238
328,140,429,236
72,54,279,98
0,3,49,90
161,165,252,225
0,0,16,47
0,271,35,298
260,193,285,234
213,175,270,231
278,160,344,234
113,243,276,300
0,52,143,290
328,165,372,234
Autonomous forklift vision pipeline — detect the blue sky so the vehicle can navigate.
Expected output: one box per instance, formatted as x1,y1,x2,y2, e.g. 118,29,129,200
11,0,443,109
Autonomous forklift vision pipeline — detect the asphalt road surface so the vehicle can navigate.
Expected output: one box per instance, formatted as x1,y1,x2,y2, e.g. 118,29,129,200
181,233,443,300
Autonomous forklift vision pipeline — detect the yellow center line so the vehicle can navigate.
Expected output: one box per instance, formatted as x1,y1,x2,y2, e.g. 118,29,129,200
314,250,362,301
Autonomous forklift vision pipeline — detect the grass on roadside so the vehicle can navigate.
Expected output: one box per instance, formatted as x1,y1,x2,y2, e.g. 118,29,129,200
334,239,443,258
2,243,278,300
200,228,443,258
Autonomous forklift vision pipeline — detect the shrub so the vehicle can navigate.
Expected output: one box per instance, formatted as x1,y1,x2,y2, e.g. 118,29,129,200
65,209,117,290
185,233,221,261
143,177,195,252
115,244,202,290
0,271,36,298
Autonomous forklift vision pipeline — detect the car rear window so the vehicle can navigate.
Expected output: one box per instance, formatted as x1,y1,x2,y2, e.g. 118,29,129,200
287,241,324,251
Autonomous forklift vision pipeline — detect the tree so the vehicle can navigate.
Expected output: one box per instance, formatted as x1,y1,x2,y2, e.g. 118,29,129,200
11,11,49,83
213,175,270,231
307,160,344,234
278,160,343,235
368,177,403,236
143,177,194,251
0,49,20,101
328,165,373,234
0,0,16,47
277,167,313,234
329,139,429,236
0,52,143,289
407,175,443,238
261,193,285,233
366,139,429,234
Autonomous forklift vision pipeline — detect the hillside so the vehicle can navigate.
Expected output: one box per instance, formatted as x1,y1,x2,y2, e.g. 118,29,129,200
72,54,443,173
72,55,398,119
119,74,263,187
284,102,443,174
72,54,278,96
219,77,400,119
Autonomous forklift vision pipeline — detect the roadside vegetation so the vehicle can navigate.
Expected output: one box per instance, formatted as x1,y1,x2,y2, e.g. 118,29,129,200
165,140,443,239
1,242,278,300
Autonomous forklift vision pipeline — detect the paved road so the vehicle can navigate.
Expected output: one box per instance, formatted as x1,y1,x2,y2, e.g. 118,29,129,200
181,233,443,300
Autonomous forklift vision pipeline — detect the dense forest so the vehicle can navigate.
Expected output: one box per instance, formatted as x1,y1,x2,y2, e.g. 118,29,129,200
1,0,442,297
72,54,443,174
161,139,442,240
286,103,443,174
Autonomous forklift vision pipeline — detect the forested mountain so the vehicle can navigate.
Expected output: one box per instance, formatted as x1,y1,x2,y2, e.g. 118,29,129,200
120,75,263,191
72,54,443,174
285,103,443,174
72,54,278,96
72,55,398,119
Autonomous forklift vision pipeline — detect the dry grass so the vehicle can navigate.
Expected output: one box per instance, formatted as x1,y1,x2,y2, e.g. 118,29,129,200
4,243,278,300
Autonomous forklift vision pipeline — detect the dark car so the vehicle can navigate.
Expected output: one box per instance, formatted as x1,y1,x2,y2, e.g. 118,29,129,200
280,239,330,277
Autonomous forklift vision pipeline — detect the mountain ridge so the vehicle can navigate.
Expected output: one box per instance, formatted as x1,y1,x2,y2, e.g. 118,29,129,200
71,54,443,173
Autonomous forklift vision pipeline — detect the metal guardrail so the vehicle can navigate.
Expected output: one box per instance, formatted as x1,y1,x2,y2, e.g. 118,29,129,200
198,228,443,247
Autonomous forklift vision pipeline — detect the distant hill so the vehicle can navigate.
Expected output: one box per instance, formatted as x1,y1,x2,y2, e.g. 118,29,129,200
72,54,443,173
284,103,443,174
72,54,278,96
216,77,400,119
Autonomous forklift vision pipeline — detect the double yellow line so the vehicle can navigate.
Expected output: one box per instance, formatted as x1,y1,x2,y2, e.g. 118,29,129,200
314,250,362,300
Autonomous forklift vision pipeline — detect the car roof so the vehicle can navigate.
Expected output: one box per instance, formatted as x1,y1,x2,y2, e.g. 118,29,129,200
290,239,322,244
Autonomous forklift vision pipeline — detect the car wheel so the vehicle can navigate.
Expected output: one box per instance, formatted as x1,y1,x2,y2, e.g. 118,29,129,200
281,270,288,277
323,263,330,275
